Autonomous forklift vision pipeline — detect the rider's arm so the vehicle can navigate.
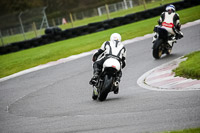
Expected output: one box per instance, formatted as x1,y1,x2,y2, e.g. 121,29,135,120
158,12,165,25
174,13,181,31
92,49,104,62
122,57,126,69
92,41,107,62
122,48,126,69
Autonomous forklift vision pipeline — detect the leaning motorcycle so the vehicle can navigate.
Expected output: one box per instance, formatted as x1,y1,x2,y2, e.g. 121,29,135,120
92,56,121,101
152,26,177,59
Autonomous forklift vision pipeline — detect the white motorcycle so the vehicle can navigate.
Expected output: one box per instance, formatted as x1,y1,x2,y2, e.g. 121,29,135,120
92,56,121,101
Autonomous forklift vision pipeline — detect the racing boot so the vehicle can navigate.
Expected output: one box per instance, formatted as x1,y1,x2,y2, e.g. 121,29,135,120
175,31,183,40
167,36,176,48
89,63,101,85
173,27,183,40
152,33,157,43
89,72,99,85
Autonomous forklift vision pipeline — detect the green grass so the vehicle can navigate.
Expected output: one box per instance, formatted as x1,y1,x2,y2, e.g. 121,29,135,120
0,5,200,78
173,51,200,80
0,0,181,46
1,29,45,46
162,127,200,133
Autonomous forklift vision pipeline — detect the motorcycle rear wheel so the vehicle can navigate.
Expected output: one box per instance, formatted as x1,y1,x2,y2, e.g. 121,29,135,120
153,39,163,59
98,75,113,101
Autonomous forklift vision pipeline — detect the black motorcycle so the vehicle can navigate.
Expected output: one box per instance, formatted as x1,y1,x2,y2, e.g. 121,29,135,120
92,58,121,101
152,26,177,59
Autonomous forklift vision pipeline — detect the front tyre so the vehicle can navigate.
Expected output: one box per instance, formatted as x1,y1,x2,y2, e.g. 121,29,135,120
152,39,163,59
98,75,113,101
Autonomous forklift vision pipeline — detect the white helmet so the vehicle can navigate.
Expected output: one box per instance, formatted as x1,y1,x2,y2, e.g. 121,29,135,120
166,4,175,12
110,33,121,42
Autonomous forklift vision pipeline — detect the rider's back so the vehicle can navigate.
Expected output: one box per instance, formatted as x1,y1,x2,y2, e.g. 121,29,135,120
102,40,125,59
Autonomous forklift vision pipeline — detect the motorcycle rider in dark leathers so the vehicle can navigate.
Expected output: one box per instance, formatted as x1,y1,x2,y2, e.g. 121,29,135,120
89,33,126,94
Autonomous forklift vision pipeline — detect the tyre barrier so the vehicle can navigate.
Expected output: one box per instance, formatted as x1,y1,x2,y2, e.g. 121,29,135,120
45,27,62,35
108,17,124,28
0,0,199,55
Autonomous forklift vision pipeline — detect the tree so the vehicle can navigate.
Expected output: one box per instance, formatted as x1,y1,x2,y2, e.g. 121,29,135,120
0,0,43,16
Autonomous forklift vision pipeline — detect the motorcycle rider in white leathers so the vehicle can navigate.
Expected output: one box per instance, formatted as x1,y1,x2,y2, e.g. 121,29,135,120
153,4,183,46
89,33,126,94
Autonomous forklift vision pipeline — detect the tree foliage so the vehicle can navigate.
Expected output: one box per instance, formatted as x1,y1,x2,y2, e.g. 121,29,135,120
0,0,123,16
0,0,43,15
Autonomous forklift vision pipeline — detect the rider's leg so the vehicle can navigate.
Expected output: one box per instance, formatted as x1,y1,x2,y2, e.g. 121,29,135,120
116,70,122,84
89,62,102,85
173,27,183,39
162,27,176,47
89,57,107,85
152,33,158,43
93,62,101,77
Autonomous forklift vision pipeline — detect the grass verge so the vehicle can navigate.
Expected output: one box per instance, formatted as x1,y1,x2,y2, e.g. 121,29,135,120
0,5,200,78
162,127,200,133
173,51,200,80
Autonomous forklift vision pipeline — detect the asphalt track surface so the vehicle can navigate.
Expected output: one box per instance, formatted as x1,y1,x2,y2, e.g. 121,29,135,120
0,24,200,133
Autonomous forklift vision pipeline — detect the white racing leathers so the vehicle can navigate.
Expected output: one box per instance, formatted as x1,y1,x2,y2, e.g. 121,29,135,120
97,40,126,64
158,11,180,35
153,11,182,46
92,40,126,82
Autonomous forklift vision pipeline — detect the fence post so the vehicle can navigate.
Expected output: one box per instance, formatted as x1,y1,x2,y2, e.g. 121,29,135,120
123,0,128,9
7,30,9,36
18,12,26,40
52,19,56,27
32,22,38,37
0,30,4,46
105,4,110,19
57,18,61,25
94,8,98,16
81,11,85,19
10,28,14,35
142,0,147,10
73,13,77,21
69,12,74,28
43,7,49,28
114,3,117,11
129,0,133,8
40,7,49,30
97,7,102,16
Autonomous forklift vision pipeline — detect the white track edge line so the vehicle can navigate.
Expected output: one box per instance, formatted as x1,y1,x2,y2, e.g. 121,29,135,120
137,57,200,91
